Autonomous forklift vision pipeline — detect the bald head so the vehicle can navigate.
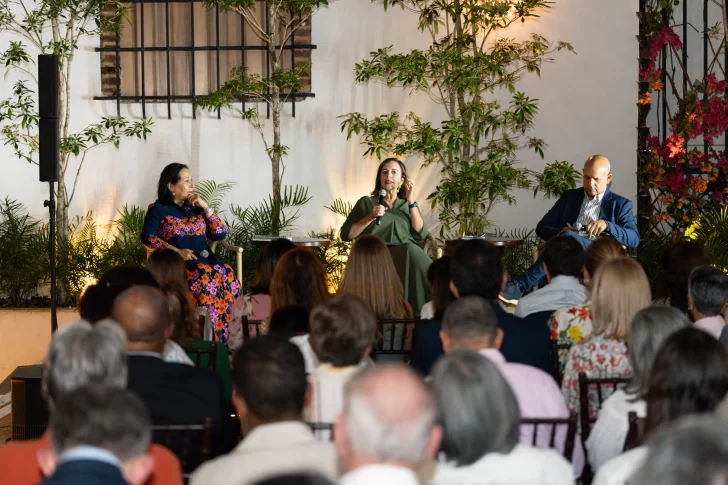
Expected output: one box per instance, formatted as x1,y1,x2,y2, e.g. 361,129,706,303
336,364,441,470
583,154,612,198
111,286,169,352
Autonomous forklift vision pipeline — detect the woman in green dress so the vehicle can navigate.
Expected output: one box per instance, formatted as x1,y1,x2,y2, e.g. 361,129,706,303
341,158,432,312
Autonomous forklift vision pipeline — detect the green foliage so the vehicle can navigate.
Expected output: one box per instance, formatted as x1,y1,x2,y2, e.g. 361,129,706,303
0,198,47,305
685,207,728,271
340,0,575,238
533,160,580,198
488,227,537,279
309,198,354,289
99,205,147,271
194,180,238,213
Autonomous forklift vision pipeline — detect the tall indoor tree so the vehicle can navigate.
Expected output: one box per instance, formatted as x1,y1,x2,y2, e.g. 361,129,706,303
340,0,578,238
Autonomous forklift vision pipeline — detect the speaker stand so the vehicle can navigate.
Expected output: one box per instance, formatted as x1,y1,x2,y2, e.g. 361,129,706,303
43,182,58,334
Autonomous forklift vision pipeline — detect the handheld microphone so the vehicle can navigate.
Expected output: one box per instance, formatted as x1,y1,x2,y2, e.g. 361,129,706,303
198,249,209,259
376,189,386,226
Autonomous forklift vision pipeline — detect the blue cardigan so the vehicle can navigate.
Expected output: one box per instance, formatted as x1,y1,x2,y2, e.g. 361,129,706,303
535,187,640,248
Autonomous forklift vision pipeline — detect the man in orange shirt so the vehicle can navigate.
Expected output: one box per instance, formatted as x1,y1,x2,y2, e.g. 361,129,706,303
0,320,183,485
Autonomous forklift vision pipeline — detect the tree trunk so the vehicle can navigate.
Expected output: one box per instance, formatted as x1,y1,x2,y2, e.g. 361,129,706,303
268,2,282,235
55,55,72,305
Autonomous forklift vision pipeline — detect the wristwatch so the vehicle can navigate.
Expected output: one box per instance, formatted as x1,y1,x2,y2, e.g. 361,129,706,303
205,207,214,216
408,201,418,209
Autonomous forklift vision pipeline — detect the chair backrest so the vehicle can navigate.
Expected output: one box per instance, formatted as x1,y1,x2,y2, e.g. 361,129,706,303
625,410,646,451
307,422,335,442
152,417,213,479
520,412,578,461
242,317,264,342
550,340,573,384
183,344,217,370
578,372,631,440
372,318,419,363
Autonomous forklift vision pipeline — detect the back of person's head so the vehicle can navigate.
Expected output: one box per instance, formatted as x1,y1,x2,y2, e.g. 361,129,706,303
582,237,627,288
42,320,128,409
111,286,169,350
541,235,584,279
626,306,690,399
159,282,200,346
428,256,455,320
645,327,728,436
251,238,297,295
79,266,158,323
232,336,307,423
689,265,728,317
630,415,728,485
270,248,330,314
145,248,187,288
336,364,440,470
41,386,153,485
441,296,499,353
309,295,377,367
450,240,503,300
431,350,520,466
337,235,412,319
253,474,335,485
268,305,310,340
591,257,651,341
654,241,710,313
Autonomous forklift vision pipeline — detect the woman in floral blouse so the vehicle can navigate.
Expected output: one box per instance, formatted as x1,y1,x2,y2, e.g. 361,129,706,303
550,238,627,373
561,257,652,419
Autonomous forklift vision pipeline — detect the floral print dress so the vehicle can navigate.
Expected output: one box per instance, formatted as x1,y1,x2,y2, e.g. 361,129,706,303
550,302,594,376
142,201,241,343
560,335,633,420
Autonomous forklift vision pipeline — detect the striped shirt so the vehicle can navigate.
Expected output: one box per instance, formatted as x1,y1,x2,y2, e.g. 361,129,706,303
574,191,605,231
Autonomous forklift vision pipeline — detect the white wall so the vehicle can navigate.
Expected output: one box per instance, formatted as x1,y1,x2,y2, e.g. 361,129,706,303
0,0,639,236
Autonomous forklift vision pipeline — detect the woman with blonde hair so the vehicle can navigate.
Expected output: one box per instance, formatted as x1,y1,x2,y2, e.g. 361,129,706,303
561,257,651,418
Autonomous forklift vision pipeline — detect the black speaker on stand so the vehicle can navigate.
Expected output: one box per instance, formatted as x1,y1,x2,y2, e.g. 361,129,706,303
38,54,59,334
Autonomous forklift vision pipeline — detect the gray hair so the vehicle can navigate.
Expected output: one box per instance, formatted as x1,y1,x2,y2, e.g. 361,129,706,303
50,385,151,461
625,306,690,399
441,296,498,343
689,265,728,316
431,350,519,466
42,320,127,408
628,415,728,485
342,363,437,466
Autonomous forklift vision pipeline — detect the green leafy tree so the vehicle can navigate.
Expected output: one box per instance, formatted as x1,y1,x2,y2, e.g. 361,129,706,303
195,0,329,235
0,0,154,303
340,0,578,238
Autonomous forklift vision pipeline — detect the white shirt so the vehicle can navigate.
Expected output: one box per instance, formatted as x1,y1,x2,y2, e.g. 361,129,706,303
305,363,360,441
586,390,646,470
290,334,319,373
433,444,574,485
693,315,726,339
574,191,605,232
592,446,648,485
163,340,195,366
341,464,419,485
515,276,588,318
420,301,436,320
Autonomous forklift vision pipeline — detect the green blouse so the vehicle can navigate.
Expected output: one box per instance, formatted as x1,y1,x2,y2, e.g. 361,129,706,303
341,196,428,243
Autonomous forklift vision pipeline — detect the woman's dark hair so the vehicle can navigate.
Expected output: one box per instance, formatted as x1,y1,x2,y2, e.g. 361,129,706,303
156,163,189,204
270,248,330,314
268,305,310,341
146,248,187,288
429,256,455,320
644,327,728,436
79,266,159,323
159,283,200,346
371,157,409,199
250,239,297,295
653,241,710,314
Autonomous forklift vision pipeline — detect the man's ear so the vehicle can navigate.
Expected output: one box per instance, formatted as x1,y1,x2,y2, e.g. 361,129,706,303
687,292,694,312
439,330,452,353
164,323,174,340
424,424,443,460
500,273,508,292
36,448,58,478
449,281,460,299
493,328,504,350
121,454,155,485
543,263,551,284
232,390,248,421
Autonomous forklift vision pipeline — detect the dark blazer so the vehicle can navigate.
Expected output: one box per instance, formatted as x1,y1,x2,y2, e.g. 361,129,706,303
535,187,640,248
42,460,127,485
410,318,444,376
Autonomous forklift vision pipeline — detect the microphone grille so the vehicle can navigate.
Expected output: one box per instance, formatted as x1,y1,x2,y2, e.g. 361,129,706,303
378,189,387,196
200,249,209,258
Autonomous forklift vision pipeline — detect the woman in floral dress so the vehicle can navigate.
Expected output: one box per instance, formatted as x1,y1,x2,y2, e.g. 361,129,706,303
142,163,240,343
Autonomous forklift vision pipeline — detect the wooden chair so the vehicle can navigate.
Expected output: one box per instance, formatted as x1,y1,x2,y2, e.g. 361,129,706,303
307,422,335,442
183,344,217,370
143,240,244,283
550,340,572,385
372,318,419,363
625,411,646,451
520,412,578,461
152,417,213,480
242,317,264,342
578,372,631,441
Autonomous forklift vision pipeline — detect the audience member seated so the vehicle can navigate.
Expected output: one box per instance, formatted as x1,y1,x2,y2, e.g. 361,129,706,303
628,416,728,485
410,256,454,376
430,350,574,485
593,327,728,485
514,236,587,318
190,337,337,485
269,305,310,341
111,286,228,453
549,238,626,370
652,240,709,314
688,265,728,338
306,295,377,438
37,386,154,485
229,238,296,352
335,364,441,485
439,296,583,476
158,284,196,366
0,321,182,485
252,473,335,485
561,257,651,418
585,306,689,470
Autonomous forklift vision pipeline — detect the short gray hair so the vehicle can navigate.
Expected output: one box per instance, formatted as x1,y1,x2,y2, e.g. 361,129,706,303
342,363,437,466
431,350,519,466
50,385,151,461
42,320,127,408
626,306,690,398
441,296,498,343
689,265,728,316
628,415,728,485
